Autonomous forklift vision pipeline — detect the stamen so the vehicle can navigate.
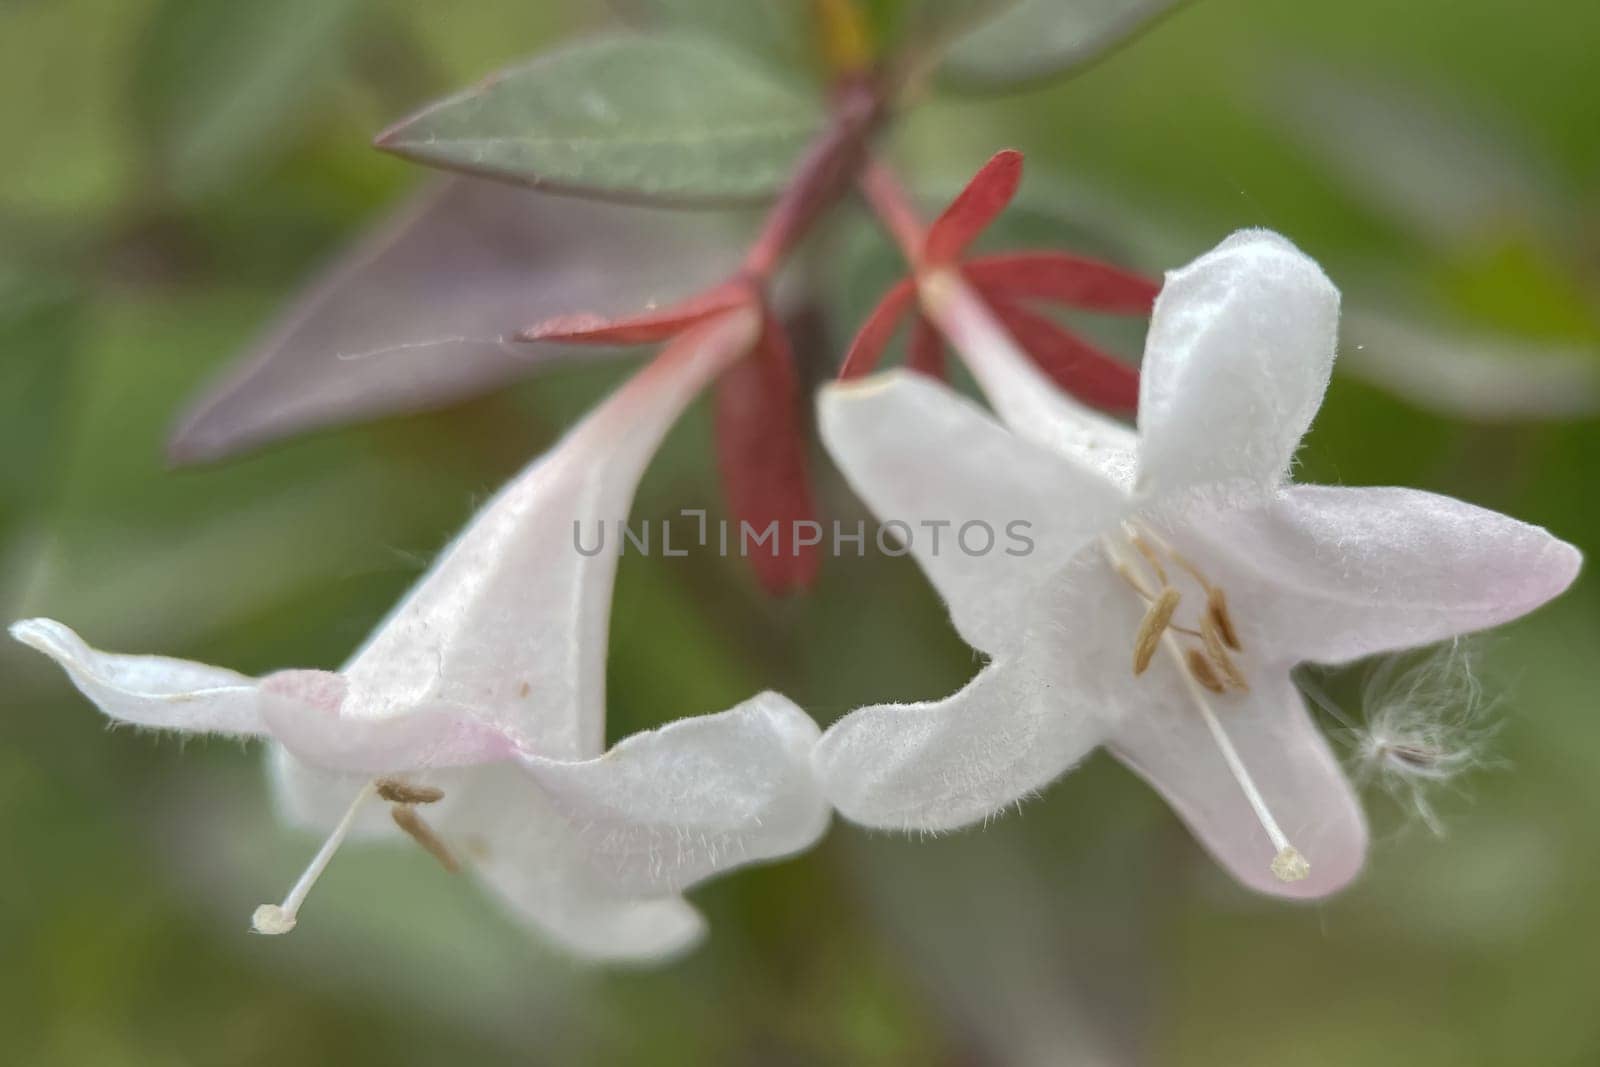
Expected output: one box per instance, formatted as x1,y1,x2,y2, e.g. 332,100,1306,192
1185,648,1227,694
1199,616,1249,691
1133,588,1182,675
1123,522,1169,585
1206,588,1243,651
252,780,376,935
391,806,459,873
376,778,444,805
1166,634,1308,884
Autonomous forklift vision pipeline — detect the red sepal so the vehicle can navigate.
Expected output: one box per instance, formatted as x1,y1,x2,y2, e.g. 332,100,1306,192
922,150,1023,267
964,251,1158,315
838,278,915,380
715,314,821,594
906,314,948,380
517,279,752,344
987,294,1139,413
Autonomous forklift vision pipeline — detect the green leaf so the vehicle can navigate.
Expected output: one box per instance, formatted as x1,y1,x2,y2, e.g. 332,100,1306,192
130,0,362,201
939,0,1188,93
608,0,821,83
376,34,827,204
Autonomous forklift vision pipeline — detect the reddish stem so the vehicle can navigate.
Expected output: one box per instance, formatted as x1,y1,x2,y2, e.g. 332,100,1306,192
743,76,884,279
858,161,927,265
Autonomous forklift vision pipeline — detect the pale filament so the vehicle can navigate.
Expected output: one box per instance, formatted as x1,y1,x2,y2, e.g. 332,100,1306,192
252,776,454,936
1101,530,1309,883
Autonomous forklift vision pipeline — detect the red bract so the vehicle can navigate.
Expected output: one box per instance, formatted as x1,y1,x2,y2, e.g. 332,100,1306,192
714,317,821,594
845,150,1155,413
519,277,821,595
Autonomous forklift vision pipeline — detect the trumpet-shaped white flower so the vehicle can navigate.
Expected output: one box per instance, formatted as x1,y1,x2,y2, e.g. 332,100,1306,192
815,230,1580,898
13,307,828,960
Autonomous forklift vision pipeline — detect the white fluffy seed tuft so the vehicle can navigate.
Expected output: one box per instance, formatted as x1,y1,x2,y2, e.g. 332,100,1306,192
1299,639,1496,835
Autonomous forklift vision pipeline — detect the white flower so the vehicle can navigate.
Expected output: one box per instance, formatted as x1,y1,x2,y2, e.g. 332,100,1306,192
13,306,829,960
814,230,1580,898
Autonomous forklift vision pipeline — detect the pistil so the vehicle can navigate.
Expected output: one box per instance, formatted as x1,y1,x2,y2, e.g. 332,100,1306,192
252,776,456,935
252,779,377,935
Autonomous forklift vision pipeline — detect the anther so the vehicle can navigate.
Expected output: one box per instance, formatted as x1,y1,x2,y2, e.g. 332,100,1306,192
1206,588,1242,651
1185,648,1227,693
391,805,459,874
1200,616,1248,691
1133,588,1181,675
376,778,445,805
1124,522,1169,585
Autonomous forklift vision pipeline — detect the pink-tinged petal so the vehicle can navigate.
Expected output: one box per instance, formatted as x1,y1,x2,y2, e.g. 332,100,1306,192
923,150,1024,267
839,278,916,380
964,251,1158,314
1184,484,1583,665
714,314,820,594
10,618,263,735
431,764,707,962
815,657,1101,833
1136,230,1339,496
817,372,1125,656
258,671,517,773
985,293,1140,413
516,278,754,344
338,308,762,761
519,691,827,895
1107,668,1368,900
905,314,948,380
168,178,743,463
920,269,1141,488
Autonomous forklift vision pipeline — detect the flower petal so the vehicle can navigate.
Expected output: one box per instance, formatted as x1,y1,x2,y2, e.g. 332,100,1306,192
815,657,1101,833
818,371,1125,654
258,671,517,773
1187,484,1583,665
1106,667,1368,899
432,764,707,962
10,618,263,734
1136,230,1339,496
337,308,762,760
519,691,827,895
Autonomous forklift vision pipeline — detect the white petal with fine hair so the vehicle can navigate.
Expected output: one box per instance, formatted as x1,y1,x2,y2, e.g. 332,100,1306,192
1180,484,1583,666
257,670,518,773
1136,230,1339,496
432,764,707,962
9,618,263,735
335,308,760,762
818,371,1125,656
520,691,828,895
815,653,1103,834
1106,664,1368,899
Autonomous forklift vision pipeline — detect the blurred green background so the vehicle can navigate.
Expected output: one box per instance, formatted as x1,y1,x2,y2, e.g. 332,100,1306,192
3,0,1598,1063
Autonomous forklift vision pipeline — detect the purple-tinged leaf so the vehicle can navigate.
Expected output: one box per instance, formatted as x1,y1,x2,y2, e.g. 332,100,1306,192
168,178,749,463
